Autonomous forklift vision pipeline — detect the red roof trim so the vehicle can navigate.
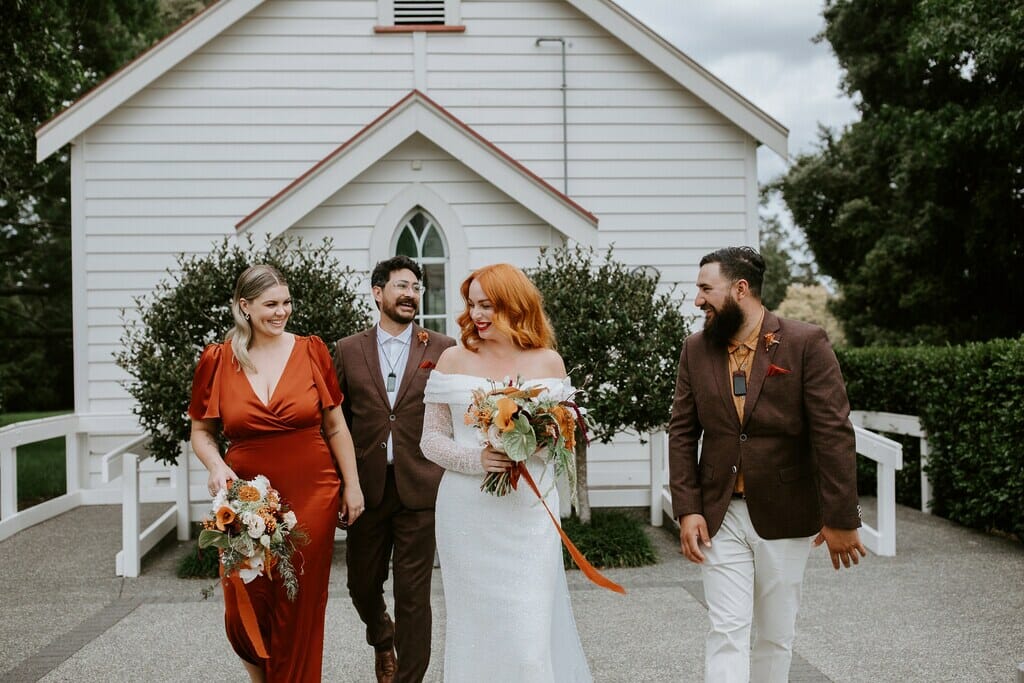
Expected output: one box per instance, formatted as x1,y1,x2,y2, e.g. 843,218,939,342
373,25,466,33
236,90,598,230
36,0,228,136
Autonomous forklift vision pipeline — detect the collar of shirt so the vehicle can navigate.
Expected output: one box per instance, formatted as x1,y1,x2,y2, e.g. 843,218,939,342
376,324,414,347
728,307,765,355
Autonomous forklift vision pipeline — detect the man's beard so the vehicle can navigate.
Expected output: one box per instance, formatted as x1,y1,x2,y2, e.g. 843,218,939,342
703,295,745,348
381,297,418,325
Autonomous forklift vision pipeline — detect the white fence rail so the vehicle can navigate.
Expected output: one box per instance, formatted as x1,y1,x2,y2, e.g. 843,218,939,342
850,411,931,513
651,421,905,556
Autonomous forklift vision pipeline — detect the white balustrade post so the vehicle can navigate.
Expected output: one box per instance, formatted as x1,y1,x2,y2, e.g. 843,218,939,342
176,442,191,541
121,451,141,578
65,428,80,495
876,461,897,556
919,436,932,514
649,431,664,527
0,446,16,520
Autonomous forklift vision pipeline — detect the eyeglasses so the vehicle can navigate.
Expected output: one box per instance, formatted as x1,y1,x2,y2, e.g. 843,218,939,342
391,280,425,294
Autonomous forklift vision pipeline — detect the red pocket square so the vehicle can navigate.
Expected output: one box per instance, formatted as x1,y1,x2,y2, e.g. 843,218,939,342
419,360,436,370
766,364,791,377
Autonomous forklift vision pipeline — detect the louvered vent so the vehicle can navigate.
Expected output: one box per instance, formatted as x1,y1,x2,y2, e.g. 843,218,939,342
394,0,445,25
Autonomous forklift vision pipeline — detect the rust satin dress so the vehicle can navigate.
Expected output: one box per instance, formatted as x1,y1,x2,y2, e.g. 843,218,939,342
189,335,342,682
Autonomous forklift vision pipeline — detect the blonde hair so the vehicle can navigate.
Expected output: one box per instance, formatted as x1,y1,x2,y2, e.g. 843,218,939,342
226,264,287,372
457,263,555,351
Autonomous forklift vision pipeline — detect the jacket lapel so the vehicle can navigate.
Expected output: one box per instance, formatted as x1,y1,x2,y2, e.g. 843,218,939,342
741,310,780,427
394,325,428,409
706,336,739,426
360,328,390,406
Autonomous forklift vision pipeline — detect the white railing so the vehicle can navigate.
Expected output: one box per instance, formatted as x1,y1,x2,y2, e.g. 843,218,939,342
0,414,87,542
651,422,905,556
106,438,191,578
850,411,931,513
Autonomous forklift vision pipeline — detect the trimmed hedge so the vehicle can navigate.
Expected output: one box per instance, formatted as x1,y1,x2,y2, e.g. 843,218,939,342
837,338,1024,539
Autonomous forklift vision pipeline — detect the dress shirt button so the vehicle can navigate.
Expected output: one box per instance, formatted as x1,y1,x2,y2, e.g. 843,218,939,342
389,414,396,422
739,433,748,442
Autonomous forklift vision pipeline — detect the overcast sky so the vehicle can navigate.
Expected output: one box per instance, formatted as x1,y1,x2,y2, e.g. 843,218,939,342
613,0,859,190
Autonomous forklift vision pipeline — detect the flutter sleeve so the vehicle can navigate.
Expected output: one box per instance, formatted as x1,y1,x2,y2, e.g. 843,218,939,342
307,335,344,410
420,401,486,475
188,344,223,421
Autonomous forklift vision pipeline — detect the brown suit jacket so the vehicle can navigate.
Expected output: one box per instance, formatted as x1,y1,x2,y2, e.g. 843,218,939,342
334,324,456,510
668,310,861,540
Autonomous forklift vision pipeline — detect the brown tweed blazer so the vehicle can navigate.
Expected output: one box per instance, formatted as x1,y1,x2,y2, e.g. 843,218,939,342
668,310,861,540
334,324,456,510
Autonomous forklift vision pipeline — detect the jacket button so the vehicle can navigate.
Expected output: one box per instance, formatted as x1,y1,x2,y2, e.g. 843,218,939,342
731,465,738,473
389,414,396,422
739,433,748,442
380,442,387,449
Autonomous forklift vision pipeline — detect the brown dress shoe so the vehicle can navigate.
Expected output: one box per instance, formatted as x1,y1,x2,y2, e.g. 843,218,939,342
375,648,397,683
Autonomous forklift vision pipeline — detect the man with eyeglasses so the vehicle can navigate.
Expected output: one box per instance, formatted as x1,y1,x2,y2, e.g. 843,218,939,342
333,255,455,683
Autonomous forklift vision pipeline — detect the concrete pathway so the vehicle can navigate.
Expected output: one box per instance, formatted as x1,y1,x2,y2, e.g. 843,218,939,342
0,499,1021,682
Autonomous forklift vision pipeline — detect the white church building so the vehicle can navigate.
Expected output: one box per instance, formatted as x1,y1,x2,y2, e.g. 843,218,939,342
12,0,794,571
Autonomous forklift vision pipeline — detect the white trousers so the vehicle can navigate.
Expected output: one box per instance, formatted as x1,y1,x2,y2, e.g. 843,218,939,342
701,499,813,683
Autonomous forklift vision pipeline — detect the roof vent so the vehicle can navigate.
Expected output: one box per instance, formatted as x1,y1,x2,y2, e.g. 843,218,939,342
394,0,445,25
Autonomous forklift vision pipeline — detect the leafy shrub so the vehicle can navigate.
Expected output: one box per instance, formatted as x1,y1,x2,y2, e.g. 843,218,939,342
117,236,372,465
561,509,657,569
838,339,1024,539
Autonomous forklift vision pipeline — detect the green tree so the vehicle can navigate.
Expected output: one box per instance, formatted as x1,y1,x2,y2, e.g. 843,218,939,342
759,190,818,311
0,1,173,410
780,0,1024,346
529,246,696,521
116,237,372,466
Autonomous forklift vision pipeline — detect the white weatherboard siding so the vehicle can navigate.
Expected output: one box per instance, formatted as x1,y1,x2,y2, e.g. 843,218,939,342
68,0,768,504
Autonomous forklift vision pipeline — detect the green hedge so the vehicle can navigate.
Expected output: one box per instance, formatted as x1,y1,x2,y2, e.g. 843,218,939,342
837,338,1024,539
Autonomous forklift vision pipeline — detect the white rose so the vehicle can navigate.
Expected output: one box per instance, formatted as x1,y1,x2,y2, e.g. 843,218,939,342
486,424,506,453
282,510,297,528
243,512,266,539
251,475,270,497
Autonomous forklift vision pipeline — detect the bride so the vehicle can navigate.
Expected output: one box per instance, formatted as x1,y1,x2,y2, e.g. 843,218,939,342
420,263,592,682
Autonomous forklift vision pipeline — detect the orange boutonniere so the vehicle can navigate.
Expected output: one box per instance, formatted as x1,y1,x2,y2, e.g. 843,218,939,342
763,332,781,352
417,330,429,346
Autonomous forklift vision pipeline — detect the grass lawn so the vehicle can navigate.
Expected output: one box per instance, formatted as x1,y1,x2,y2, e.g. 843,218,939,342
0,411,71,510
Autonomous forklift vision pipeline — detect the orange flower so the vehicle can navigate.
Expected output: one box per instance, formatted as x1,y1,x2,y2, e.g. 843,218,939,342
237,485,261,502
417,330,429,346
551,405,578,451
495,397,519,432
215,505,236,531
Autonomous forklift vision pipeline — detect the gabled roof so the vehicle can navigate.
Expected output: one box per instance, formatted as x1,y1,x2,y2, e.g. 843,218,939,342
35,0,787,162
236,90,598,244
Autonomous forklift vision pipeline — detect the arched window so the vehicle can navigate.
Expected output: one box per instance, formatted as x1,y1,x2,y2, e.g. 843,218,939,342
394,209,448,334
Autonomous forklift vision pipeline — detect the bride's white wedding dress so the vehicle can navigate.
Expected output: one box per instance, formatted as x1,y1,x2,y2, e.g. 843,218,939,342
421,371,592,683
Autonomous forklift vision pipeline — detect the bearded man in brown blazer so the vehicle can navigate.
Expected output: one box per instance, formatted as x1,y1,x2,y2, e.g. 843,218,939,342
668,246,866,683
334,255,455,683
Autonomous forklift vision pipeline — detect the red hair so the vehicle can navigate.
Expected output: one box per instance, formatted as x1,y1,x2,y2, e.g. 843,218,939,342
458,264,556,351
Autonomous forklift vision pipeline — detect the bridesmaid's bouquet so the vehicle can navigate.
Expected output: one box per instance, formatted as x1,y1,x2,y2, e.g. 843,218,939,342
198,475,308,601
464,377,591,503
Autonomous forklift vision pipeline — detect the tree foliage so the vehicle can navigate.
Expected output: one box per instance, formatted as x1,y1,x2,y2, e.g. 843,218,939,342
780,0,1024,346
758,190,818,311
116,238,373,466
0,0,215,410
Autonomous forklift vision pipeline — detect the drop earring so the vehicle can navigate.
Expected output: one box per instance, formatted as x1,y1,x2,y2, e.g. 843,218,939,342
244,312,251,321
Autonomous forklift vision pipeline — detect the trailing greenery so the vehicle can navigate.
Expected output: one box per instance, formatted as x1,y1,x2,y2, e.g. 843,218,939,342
838,338,1024,539
116,236,372,466
561,509,657,569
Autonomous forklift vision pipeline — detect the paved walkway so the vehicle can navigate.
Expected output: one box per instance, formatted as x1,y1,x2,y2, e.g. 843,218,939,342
0,499,1021,682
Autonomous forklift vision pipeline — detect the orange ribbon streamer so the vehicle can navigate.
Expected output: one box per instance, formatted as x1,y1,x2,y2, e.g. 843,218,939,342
225,572,269,659
515,463,626,595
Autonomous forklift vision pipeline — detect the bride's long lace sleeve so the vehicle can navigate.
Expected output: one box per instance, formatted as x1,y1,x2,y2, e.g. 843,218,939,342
420,401,486,475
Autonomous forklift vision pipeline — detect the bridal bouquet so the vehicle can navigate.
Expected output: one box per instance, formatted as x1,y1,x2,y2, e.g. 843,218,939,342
464,377,591,503
198,475,308,601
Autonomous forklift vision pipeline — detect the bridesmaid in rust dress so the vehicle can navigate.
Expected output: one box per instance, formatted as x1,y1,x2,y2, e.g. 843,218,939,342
189,264,365,682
